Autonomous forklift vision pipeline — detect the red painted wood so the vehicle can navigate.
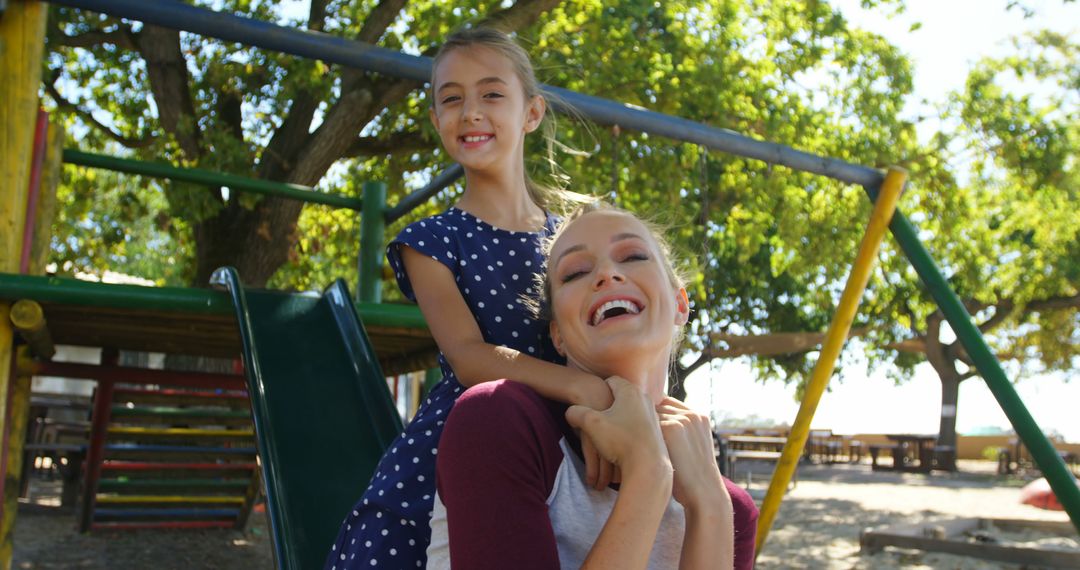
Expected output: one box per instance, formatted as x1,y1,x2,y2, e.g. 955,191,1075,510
101,462,258,471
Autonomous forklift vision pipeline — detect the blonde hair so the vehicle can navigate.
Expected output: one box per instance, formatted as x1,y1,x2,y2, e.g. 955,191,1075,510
431,27,590,212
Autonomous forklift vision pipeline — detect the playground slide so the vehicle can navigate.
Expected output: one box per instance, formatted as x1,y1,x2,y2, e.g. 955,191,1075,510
211,268,403,570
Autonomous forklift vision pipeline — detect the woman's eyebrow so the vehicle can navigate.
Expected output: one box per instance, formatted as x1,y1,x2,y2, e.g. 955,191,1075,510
612,232,646,244
553,244,585,267
553,233,645,266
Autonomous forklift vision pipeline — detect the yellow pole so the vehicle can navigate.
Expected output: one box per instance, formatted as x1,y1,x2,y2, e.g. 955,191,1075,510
0,3,48,568
0,349,31,568
754,167,908,555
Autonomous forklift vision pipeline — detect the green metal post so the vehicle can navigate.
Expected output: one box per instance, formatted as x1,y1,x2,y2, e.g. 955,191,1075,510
876,196,1080,533
358,182,387,304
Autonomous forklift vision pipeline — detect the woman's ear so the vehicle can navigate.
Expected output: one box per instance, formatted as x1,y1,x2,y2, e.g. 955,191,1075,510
524,95,546,133
549,320,565,356
674,288,690,326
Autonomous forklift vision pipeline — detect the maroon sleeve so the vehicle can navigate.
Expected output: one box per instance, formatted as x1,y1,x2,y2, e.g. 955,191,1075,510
725,477,760,570
436,380,566,570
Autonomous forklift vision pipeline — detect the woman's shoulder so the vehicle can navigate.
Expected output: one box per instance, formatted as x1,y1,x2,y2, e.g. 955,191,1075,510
454,380,548,417
447,381,565,443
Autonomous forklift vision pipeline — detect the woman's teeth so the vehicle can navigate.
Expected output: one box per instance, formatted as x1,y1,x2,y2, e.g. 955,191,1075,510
592,299,640,326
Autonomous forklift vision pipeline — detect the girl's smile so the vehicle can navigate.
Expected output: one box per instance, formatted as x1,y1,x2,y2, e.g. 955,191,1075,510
429,46,544,174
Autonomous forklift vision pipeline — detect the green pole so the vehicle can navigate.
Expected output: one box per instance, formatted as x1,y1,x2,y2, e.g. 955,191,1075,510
879,201,1080,533
0,273,426,329
358,182,387,303
63,149,364,211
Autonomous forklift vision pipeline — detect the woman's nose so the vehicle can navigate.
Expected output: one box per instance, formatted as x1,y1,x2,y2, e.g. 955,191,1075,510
593,264,625,289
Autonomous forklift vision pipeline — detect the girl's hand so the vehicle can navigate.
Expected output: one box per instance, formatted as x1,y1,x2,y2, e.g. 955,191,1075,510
656,397,729,511
565,377,669,476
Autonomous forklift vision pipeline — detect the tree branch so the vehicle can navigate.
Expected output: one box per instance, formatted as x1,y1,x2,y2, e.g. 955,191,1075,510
56,27,136,50
307,0,331,32
356,0,407,43
45,76,157,149
677,352,713,379
345,130,431,158
136,25,201,159
477,0,565,32
706,327,870,359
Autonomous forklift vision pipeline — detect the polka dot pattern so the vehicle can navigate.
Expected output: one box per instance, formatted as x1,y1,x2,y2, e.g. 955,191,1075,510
324,208,561,569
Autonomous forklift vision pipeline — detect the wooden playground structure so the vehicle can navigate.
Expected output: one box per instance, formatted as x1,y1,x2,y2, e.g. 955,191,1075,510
2,1,1078,568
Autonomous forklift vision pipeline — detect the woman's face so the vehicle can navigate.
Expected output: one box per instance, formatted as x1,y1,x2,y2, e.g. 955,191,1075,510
547,211,688,382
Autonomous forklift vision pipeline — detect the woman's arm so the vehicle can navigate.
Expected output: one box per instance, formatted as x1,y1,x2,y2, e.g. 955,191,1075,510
565,377,675,570
435,382,568,569
656,397,735,570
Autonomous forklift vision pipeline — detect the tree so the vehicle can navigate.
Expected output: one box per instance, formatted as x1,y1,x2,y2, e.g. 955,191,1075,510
863,29,1079,452
50,1,937,396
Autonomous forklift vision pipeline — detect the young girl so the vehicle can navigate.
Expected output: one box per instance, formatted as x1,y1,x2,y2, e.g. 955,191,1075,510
427,203,759,569
324,28,615,569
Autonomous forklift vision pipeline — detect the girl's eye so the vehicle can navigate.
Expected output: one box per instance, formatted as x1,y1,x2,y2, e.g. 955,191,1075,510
483,92,504,99
440,95,460,105
622,252,649,263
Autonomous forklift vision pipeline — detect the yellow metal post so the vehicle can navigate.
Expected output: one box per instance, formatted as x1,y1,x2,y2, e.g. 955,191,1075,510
754,167,908,555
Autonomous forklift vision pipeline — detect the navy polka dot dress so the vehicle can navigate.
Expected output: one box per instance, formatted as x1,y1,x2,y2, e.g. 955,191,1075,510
324,208,561,569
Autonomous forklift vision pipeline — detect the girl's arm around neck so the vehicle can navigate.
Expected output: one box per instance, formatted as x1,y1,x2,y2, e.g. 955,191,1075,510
402,247,612,409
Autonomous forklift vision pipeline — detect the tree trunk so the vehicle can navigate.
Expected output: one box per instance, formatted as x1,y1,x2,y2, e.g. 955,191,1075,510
192,197,304,288
936,371,960,450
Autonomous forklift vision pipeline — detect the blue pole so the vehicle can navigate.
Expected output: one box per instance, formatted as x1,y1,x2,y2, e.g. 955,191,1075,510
51,0,883,188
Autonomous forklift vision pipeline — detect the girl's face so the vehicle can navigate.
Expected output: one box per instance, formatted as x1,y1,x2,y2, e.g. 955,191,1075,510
429,46,545,174
547,211,689,385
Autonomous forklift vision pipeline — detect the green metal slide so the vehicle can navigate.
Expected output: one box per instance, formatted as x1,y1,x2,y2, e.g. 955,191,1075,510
211,267,403,570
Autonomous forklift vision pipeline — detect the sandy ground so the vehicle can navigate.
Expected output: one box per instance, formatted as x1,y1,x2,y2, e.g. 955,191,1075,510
753,461,1077,569
12,460,1078,569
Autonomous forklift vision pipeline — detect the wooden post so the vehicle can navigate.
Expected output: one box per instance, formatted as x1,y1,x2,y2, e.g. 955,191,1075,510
0,350,30,567
0,3,49,567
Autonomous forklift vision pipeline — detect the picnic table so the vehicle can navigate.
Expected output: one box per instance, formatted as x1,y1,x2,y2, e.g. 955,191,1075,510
717,434,794,485
869,434,937,473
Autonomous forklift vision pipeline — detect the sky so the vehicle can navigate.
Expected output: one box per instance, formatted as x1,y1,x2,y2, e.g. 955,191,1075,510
686,0,1080,442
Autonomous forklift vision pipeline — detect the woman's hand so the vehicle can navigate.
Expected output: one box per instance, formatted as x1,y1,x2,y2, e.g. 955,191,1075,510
566,376,670,477
657,397,735,570
655,397,728,511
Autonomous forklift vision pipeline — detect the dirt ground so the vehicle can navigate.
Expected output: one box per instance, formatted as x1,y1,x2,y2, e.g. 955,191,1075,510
13,479,274,570
12,460,1078,569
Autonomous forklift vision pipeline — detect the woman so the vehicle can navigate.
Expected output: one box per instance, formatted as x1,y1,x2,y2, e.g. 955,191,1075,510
427,203,759,569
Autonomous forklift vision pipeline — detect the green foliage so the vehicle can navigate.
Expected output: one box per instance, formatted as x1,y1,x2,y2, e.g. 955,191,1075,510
44,1,1077,389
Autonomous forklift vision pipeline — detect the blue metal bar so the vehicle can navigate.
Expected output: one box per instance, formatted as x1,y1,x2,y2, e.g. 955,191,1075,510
385,163,465,224
50,0,884,188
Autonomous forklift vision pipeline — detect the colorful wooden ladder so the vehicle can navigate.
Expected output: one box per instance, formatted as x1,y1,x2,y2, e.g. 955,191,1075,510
80,385,261,531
